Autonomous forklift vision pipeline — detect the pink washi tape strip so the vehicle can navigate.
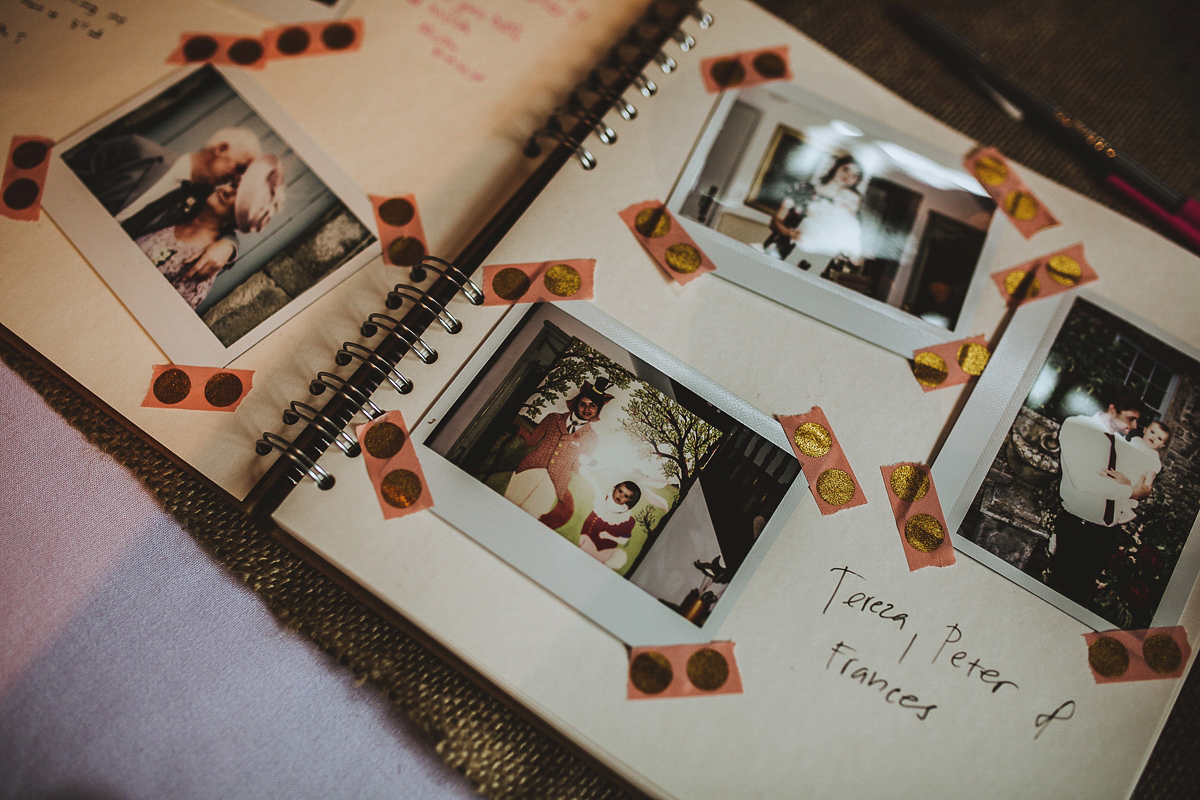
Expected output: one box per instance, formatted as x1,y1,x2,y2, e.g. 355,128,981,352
1,135,53,222
1084,626,1191,684
990,243,1097,306
964,146,1058,237
911,335,990,392
777,407,867,515
263,19,364,60
699,45,792,93
627,641,743,699
167,32,268,69
619,201,716,286
141,365,254,411
880,462,955,570
357,411,434,520
369,194,428,268
481,259,596,305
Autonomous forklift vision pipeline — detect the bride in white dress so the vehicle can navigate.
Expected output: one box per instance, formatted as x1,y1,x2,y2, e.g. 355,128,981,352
794,154,864,264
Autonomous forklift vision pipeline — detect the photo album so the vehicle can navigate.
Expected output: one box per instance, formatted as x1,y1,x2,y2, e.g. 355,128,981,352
2,0,1199,798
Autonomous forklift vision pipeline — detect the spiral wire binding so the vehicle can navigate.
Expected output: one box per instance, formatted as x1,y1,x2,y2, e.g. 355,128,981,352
309,372,384,420
255,432,334,490
334,341,414,394
249,1,708,508
283,401,361,457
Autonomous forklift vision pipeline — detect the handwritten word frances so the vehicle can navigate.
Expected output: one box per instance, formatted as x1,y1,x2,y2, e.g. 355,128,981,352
827,642,938,720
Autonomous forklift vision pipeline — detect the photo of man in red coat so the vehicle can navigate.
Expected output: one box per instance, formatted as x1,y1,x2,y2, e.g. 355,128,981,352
504,378,614,525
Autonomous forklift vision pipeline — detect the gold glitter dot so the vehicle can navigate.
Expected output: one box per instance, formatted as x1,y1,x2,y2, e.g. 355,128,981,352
912,352,948,387
634,207,671,238
1046,254,1082,286
1088,636,1130,678
543,263,582,297
686,647,730,691
629,651,674,694
973,155,1008,187
1003,269,1041,299
153,368,192,405
890,465,929,502
203,372,244,407
792,422,832,459
1004,190,1039,221
709,58,746,87
364,421,406,459
904,513,945,552
380,469,422,508
751,51,787,78
492,267,531,301
664,243,702,274
956,342,990,376
377,197,415,227
1142,633,1183,675
387,236,425,266
816,468,856,506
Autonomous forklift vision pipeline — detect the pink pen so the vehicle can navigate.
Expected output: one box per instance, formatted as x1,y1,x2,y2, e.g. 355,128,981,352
1106,175,1200,256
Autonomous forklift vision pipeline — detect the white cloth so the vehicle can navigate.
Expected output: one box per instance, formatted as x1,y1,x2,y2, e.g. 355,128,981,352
795,188,863,262
1058,412,1136,526
1111,437,1164,523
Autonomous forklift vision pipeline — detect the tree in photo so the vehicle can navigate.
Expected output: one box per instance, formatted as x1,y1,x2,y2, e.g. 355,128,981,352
517,339,633,423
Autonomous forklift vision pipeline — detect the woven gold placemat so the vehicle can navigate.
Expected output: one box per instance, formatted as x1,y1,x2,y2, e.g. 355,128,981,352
5,2,1199,798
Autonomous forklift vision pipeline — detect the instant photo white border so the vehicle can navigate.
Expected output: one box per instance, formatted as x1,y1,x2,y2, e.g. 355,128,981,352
226,0,353,24
934,290,1200,631
44,64,379,367
415,301,806,646
665,85,1002,357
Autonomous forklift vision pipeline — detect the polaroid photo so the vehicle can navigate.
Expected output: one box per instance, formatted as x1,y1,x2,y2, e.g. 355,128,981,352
666,84,1001,356
45,64,378,366
418,302,806,645
225,0,353,24
935,291,1200,631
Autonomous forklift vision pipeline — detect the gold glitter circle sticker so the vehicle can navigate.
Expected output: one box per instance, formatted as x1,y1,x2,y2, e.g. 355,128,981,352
751,51,787,78
709,58,746,87
633,207,672,238
380,469,422,508
889,465,929,502
912,352,948,387
153,368,192,405
387,236,425,267
1142,633,1183,675
492,267,531,301
686,647,730,691
816,468,856,506
956,342,990,376
973,155,1008,187
1004,190,1039,221
377,197,415,227
203,372,244,407
1003,269,1040,299
543,263,582,297
792,422,832,459
1088,636,1130,679
629,651,674,694
364,421,406,460
664,243,702,274
904,513,945,552
1046,254,1082,286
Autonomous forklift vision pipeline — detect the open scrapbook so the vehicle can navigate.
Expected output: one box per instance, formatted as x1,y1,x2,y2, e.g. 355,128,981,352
2,0,1199,797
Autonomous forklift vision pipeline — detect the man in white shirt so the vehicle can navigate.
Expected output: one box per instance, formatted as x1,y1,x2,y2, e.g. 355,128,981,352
65,127,261,282
1048,388,1143,605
